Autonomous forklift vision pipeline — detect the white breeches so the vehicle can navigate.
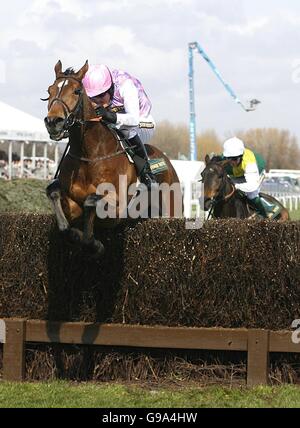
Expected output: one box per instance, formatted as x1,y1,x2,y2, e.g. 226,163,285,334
120,126,155,145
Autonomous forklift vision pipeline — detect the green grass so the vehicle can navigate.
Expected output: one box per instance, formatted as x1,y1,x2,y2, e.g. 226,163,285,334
0,179,51,213
290,209,300,221
1,179,300,221
0,381,300,408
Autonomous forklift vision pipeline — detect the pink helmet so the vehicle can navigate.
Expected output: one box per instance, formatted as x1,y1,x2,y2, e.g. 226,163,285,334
82,64,112,97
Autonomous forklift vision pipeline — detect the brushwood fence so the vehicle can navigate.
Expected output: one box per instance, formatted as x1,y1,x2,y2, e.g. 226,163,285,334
1,319,300,387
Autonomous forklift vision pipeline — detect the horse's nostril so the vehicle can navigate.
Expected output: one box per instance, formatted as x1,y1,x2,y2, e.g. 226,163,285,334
45,116,64,128
44,117,51,126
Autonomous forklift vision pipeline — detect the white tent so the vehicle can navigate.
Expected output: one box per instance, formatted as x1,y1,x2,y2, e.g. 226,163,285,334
0,100,50,142
0,101,59,179
171,160,205,183
171,160,205,218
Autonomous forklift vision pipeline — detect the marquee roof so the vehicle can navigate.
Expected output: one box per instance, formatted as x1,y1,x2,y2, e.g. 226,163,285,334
0,100,50,142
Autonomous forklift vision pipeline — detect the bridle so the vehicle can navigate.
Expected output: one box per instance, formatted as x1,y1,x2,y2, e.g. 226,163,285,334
43,73,128,169
43,75,84,137
202,163,236,219
217,171,235,203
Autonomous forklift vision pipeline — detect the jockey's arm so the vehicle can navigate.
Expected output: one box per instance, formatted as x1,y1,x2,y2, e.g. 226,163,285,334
233,162,261,193
115,79,140,128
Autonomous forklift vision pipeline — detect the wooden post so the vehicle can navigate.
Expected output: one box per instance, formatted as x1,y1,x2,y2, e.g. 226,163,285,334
20,141,25,178
3,319,26,382
247,329,270,387
8,140,12,180
43,143,48,180
54,144,59,173
32,142,36,170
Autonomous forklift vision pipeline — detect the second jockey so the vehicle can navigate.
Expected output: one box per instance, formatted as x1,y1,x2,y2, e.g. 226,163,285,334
222,137,269,217
82,64,157,189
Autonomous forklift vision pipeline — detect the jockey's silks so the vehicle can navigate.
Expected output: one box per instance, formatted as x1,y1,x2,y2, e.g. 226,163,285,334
232,148,266,177
111,70,152,117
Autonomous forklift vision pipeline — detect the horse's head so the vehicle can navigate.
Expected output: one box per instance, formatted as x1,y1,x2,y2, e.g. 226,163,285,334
43,60,93,141
201,155,230,211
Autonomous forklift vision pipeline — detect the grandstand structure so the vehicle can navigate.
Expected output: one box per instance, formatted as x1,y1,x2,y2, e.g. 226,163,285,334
0,100,59,180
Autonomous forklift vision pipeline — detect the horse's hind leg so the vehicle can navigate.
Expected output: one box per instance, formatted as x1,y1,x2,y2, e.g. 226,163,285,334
46,179,70,232
82,194,105,256
279,208,290,222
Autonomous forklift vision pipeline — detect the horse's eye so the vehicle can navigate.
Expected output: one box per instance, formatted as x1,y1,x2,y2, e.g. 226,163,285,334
74,88,81,95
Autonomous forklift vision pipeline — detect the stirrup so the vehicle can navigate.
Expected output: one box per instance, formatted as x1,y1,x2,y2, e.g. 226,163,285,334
143,176,159,191
141,172,159,191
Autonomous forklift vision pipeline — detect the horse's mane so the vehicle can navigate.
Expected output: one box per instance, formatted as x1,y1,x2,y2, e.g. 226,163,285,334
56,66,97,120
210,155,224,163
205,155,230,173
63,67,76,76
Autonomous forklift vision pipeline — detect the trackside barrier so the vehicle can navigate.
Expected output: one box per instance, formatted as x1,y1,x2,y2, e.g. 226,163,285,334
1,319,300,386
274,195,300,212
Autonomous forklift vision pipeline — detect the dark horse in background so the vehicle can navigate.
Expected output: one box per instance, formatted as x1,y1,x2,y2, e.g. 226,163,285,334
43,61,182,256
201,155,290,221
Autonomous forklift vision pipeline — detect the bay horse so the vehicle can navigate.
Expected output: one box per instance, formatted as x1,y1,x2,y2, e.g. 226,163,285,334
43,60,182,256
201,155,290,221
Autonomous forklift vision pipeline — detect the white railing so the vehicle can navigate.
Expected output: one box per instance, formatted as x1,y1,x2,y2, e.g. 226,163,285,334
272,194,300,212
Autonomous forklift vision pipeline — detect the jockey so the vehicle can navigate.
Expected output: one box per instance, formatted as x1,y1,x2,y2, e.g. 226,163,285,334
222,137,268,217
82,64,157,189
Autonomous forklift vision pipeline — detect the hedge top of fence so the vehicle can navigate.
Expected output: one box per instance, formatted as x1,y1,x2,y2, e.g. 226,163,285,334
0,213,300,330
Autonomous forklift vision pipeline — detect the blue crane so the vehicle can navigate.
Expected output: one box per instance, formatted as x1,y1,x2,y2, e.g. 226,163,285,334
188,41,260,161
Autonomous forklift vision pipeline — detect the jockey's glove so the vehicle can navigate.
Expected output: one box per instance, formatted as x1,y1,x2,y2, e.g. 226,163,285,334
95,106,117,124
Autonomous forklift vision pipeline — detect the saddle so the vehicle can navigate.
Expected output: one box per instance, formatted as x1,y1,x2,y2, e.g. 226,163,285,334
109,127,168,176
238,190,283,220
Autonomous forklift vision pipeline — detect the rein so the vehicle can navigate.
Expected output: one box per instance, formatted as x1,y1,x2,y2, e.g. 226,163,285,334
223,182,236,201
205,167,236,220
214,172,236,203
49,75,85,132
67,149,126,163
46,73,130,174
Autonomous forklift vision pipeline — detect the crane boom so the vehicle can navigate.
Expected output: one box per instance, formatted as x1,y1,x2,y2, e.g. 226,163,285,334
188,41,260,160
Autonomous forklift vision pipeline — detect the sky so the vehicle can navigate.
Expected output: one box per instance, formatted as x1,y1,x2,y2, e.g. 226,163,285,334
0,0,300,143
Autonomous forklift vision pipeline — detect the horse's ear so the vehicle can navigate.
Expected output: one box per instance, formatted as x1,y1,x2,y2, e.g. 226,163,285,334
75,60,89,81
205,154,210,165
54,60,62,77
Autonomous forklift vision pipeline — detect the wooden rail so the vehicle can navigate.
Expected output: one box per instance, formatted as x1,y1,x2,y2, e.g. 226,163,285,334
1,319,299,386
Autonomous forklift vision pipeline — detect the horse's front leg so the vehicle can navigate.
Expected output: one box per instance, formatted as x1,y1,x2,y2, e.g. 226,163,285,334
46,179,70,232
47,179,84,245
82,193,105,256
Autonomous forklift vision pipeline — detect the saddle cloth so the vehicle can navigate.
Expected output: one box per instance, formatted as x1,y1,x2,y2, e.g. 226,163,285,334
109,127,168,175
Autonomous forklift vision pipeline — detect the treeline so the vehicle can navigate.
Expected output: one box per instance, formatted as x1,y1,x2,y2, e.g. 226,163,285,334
151,121,300,170
150,121,221,161
1,122,299,170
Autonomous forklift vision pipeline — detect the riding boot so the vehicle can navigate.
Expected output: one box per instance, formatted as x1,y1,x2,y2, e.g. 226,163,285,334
250,196,268,218
127,134,158,190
